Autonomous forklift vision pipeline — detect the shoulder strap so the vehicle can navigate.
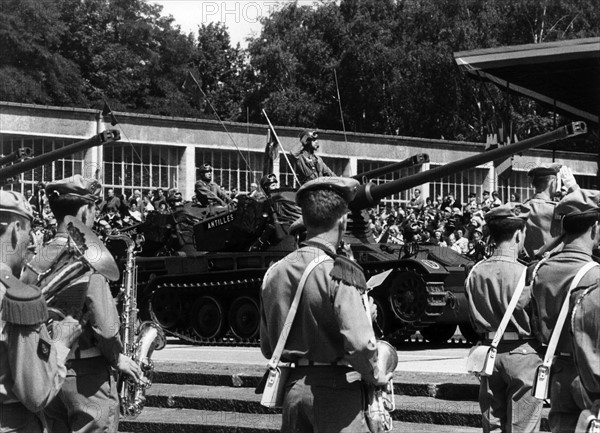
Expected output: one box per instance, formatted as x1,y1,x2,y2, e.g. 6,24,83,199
489,268,527,348
267,254,329,369
542,261,599,368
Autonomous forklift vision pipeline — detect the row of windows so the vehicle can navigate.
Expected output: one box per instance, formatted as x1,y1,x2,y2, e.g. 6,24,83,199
2,135,596,207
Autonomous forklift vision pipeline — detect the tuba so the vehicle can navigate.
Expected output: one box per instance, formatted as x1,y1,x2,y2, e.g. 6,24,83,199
110,233,166,419
25,216,120,321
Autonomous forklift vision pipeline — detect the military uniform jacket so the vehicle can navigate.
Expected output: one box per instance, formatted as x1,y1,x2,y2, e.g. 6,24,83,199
194,179,229,207
259,238,379,382
523,194,561,258
293,149,335,185
21,233,123,367
531,245,600,354
0,263,70,412
466,249,535,336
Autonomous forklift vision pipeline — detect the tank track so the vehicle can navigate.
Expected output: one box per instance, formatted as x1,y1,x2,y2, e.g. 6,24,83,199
147,276,263,347
365,265,448,339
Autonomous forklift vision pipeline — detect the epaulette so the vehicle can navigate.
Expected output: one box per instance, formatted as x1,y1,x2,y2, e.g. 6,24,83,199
0,269,48,325
329,255,367,292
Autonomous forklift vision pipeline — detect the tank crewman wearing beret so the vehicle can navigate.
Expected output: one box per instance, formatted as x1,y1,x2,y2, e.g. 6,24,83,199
194,163,231,207
0,190,81,432
465,203,543,433
523,164,579,259
293,130,336,185
21,175,142,433
260,176,392,432
531,189,600,433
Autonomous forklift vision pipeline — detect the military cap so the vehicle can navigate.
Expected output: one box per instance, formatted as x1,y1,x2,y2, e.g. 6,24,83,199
199,163,213,173
296,176,359,204
300,130,318,146
46,175,102,203
555,189,600,220
485,202,531,222
527,163,561,178
0,190,34,220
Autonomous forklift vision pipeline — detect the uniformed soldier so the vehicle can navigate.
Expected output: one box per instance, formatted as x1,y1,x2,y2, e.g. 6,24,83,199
523,164,579,259
531,188,600,433
194,163,231,207
466,202,543,433
0,190,81,432
293,130,336,185
21,175,142,433
260,176,391,433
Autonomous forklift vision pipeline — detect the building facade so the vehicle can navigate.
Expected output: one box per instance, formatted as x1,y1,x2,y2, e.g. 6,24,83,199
1,101,597,208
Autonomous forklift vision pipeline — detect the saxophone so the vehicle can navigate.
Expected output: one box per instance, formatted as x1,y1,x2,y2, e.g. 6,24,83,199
111,233,167,419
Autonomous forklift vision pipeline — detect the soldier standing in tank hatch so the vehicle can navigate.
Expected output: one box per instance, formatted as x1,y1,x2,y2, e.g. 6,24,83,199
195,163,231,207
0,190,82,433
21,175,142,433
465,202,543,433
260,177,391,432
531,189,600,433
523,164,578,259
293,130,336,185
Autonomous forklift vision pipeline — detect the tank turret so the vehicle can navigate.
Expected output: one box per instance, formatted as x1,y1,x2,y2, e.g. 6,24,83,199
128,122,586,346
0,130,121,184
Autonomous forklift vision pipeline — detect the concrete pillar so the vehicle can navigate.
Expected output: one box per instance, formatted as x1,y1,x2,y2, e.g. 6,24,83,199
484,163,495,195
83,112,103,179
180,145,197,201
420,162,431,200
346,157,357,177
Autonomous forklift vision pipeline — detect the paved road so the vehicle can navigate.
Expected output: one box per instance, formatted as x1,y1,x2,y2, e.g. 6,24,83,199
154,340,472,374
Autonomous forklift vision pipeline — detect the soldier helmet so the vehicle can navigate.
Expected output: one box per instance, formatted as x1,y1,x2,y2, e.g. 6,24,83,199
199,163,213,173
300,130,318,146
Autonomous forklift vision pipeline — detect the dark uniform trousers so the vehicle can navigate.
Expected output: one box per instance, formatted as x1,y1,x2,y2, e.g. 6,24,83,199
282,366,368,433
0,403,43,433
44,357,119,433
549,356,595,433
479,340,543,433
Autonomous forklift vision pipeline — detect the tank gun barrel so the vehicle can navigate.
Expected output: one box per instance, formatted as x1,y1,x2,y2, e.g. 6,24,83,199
350,121,587,210
0,130,121,183
351,154,430,183
0,148,32,168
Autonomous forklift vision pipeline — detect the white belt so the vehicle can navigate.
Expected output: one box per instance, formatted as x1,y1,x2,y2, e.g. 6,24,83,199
486,331,532,341
68,347,102,360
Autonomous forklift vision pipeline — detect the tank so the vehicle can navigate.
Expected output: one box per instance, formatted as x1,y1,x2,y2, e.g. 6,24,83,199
118,121,586,346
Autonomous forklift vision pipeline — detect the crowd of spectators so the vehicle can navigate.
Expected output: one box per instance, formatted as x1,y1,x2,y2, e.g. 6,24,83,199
367,188,525,262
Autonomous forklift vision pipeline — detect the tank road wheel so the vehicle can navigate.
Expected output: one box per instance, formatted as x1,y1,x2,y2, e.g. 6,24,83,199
420,324,457,345
389,271,428,323
190,296,226,340
228,296,260,340
149,289,183,330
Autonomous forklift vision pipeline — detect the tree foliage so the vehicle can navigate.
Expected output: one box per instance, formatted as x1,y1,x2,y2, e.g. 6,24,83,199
0,0,598,140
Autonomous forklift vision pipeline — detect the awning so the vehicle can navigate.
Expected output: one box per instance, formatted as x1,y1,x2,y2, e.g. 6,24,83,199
454,37,600,125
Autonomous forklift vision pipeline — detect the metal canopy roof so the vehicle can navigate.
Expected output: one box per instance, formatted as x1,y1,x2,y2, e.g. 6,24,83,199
454,37,600,125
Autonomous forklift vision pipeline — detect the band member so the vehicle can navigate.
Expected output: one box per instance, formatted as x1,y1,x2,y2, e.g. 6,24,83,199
293,130,335,185
260,177,391,432
0,190,81,432
195,163,231,207
466,203,543,432
532,189,600,433
21,175,142,433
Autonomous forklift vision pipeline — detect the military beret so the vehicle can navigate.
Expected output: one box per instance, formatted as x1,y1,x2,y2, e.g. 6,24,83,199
555,189,600,220
296,176,360,204
46,175,102,203
0,190,34,221
527,163,561,178
0,269,48,325
300,130,318,145
485,202,531,222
